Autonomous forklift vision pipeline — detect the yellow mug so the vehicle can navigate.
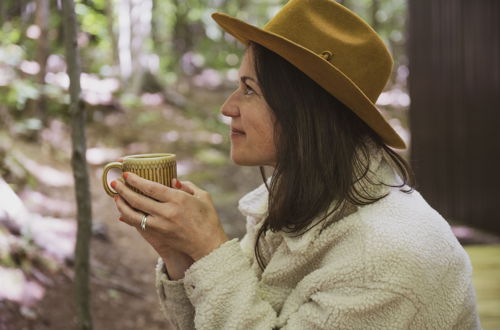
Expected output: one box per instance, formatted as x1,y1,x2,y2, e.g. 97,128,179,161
102,153,177,197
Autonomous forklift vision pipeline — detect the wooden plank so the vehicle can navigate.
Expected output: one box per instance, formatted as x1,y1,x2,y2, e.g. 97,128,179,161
408,0,500,234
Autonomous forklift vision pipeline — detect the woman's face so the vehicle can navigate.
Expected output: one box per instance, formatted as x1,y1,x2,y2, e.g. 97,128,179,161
221,47,277,167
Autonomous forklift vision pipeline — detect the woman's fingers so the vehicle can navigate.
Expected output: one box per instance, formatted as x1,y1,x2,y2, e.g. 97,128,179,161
172,178,195,195
115,194,150,228
113,179,164,216
123,172,183,203
177,180,206,198
115,194,168,232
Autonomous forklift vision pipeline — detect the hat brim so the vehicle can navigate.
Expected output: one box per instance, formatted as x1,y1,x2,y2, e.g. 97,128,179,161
212,12,407,150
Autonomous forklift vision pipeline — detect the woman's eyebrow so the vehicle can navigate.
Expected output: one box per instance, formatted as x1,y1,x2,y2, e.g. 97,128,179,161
240,76,258,85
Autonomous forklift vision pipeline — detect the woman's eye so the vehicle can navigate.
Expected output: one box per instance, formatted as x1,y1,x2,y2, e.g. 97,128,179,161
243,84,255,95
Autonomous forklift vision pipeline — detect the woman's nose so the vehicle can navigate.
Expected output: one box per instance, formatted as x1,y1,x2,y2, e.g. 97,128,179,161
221,90,240,118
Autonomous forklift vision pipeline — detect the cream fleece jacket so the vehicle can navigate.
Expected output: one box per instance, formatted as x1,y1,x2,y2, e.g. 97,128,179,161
155,148,481,329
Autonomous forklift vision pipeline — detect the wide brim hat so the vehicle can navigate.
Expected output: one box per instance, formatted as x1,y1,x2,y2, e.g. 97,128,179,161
211,0,407,149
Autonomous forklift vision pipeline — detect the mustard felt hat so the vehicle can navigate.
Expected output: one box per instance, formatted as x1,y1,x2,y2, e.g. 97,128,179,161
211,0,407,150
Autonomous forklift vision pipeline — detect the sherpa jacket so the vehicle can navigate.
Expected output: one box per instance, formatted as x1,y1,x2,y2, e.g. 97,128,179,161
155,148,481,329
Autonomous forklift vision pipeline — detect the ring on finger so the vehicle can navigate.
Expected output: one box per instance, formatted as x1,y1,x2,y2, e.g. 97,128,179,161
140,213,149,231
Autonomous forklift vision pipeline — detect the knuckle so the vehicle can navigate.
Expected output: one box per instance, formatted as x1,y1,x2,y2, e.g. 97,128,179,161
157,204,174,219
159,185,169,197
168,207,180,219
160,225,175,239
146,216,157,230
177,193,188,203
160,220,175,234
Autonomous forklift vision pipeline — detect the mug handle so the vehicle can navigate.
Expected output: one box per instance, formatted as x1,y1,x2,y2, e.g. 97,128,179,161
102,161,123,197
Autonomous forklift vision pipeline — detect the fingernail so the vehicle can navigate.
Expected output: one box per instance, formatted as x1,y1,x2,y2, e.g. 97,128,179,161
119,217,124,221
111,180,117,189
175,179,182,189
123,172,129,180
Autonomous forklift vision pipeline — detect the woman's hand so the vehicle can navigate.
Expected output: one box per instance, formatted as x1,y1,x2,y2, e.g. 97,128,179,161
112,173,229,262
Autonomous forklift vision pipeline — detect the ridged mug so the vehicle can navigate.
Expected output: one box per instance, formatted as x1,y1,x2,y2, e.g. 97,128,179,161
102,153,177,197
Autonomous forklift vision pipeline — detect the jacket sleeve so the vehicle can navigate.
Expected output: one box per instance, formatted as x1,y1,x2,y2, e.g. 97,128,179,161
179,238,420,329
155,258,196,330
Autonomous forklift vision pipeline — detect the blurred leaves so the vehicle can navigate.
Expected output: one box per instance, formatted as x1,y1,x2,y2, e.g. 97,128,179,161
0,0,408,134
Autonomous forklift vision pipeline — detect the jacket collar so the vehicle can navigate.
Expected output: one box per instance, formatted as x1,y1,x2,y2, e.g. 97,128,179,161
237,142,401,253
238,175,272,219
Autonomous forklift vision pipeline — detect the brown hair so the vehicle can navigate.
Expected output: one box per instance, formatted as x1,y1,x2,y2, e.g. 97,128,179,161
248,41,416,272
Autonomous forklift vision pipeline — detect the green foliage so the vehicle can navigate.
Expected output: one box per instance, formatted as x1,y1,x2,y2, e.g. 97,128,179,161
136,111,162,126
465,245,500,329
7,80,40,109
0,0,408,136
1,27,21,45
0,132,38,190
195,148,227,166
0,42,37,111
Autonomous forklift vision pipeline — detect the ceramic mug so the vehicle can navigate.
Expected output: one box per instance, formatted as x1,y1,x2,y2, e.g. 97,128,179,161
102,153,177,197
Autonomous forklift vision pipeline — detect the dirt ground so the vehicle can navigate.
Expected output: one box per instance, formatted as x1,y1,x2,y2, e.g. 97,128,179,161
2,167,172,329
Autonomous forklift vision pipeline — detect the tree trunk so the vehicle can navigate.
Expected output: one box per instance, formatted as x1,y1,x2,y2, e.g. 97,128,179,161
338,0,349,7
171,0,192,74
117,0,132,81
105,0,119,74
61,0,94,329
129,0,153,94
35,0,50,127
0,0,7,26
371,0,380,31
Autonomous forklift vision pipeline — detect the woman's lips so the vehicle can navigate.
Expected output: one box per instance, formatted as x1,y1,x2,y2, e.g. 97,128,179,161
231,128,245,135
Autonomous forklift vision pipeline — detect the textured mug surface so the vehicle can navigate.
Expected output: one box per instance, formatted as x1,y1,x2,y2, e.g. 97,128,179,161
102,153,177,197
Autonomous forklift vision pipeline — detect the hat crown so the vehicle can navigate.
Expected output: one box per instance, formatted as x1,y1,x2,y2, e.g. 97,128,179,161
263,0,393,102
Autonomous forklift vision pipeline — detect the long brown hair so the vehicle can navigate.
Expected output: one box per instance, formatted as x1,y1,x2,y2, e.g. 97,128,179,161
248,41,416,272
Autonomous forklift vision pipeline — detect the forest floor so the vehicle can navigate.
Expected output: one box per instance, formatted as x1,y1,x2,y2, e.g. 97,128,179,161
1,87,499,329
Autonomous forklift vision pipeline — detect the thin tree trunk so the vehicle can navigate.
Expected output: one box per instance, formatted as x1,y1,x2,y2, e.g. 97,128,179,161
151,0,159,50
35,0,50,127
371,0,380,31
129,0,153,94
340,0,351,9
61,0,93,329
105,0,119,73
0,0,7,26
117,0,132,80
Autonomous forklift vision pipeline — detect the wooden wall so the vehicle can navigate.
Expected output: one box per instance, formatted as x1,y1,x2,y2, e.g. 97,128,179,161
408,0,500,233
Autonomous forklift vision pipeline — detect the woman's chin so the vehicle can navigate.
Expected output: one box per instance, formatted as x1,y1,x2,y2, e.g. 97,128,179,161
230,152,274,167
231,156,255,166
231,152,258,166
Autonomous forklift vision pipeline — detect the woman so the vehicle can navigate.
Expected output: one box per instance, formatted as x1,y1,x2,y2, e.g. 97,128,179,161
111,0,480,329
